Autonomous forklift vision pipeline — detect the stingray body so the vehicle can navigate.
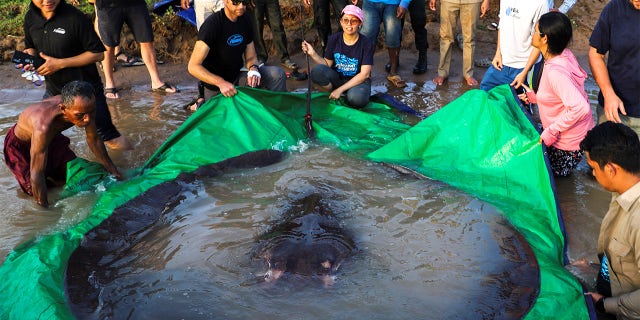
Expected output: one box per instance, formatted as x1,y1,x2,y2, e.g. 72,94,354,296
254,193,356,286
65,150,285,314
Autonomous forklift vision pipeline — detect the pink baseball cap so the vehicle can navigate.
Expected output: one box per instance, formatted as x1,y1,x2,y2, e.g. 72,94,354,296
341,5,364,23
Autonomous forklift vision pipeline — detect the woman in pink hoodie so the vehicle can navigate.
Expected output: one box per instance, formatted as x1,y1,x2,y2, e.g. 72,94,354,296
518,11,594,177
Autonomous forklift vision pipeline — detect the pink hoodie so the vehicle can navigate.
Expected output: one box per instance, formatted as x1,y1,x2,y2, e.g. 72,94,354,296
527,48,594,151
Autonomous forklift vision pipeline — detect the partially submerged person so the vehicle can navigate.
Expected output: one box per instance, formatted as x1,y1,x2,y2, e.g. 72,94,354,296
581,121,640,319
3,81,122,208
516,12,594,177
301,5,373,109
186,0,287,111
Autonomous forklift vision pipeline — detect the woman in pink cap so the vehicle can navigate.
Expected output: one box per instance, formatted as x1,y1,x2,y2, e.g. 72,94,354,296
301,5,374,108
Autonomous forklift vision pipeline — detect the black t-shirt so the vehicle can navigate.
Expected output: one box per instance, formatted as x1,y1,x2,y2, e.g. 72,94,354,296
198,10,253,83
589,0,640,116
24,1,106,96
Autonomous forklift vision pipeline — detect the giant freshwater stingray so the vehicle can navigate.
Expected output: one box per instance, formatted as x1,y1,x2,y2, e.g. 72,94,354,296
253,193,356,287
64,150,541,319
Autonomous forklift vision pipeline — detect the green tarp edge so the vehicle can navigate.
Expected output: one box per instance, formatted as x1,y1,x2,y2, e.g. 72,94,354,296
367,85,588,319
0,85,589,319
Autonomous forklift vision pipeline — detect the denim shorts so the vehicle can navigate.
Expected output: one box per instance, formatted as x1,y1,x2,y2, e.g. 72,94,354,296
360,0,402,48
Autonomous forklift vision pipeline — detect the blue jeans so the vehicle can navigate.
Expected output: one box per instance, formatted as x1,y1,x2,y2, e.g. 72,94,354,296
310,64,371,108
360,0,402,48
480,61,543,91
479,65,523,91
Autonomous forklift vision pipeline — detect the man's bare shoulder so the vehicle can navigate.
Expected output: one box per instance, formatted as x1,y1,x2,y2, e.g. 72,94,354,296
14,96,66,141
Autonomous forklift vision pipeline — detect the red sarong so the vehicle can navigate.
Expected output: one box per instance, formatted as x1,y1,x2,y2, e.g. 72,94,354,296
3,125,77,195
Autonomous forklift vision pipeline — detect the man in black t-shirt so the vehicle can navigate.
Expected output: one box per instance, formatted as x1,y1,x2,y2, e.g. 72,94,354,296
186,0,287,111
23,0,131,150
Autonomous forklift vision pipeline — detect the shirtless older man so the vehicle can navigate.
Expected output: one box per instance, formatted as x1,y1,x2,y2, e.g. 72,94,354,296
3,81,121,208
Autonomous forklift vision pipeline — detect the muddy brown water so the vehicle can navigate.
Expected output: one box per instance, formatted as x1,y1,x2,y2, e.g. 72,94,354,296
0,67,607,318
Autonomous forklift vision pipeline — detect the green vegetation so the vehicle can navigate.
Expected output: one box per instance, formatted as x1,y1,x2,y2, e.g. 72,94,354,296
0,1,31,36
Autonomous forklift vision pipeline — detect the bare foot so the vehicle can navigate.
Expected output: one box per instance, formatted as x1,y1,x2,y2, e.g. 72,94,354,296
465,76,479,86
104,135,133,150
433,76,447,86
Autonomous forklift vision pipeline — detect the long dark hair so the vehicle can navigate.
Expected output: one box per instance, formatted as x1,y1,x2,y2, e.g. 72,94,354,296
538,11,572,55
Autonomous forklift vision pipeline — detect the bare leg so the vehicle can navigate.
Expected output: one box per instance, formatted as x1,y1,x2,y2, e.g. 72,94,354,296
388,47,400,75
103,45,119,98
140,42,176,92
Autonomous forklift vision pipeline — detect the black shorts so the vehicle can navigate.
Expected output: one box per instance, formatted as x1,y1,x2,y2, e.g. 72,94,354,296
96,4,154,47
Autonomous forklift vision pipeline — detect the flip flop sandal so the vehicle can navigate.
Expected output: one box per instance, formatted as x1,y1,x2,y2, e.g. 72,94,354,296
387,75,407,88
183,96,205,112
151,82,179,94
474,57,492,68
116,51,145,67
104,87,119,99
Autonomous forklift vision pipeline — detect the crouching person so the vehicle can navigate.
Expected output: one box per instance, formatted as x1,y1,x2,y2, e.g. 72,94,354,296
186,0,287,111
301,5,374,109
3,81,122,207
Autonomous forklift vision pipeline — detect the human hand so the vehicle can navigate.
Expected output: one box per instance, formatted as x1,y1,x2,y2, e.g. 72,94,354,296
219,81,238,97
603,93,626,123
181,0,190,9
480,0,489,17
510,71,527,89
303,0,311,7
492,53,503,70
36,52,61,76
301,40,316,56
110,168,123,181
586,292,604,303
329,89,343,100
517,91,529,104
396,6,407,19
247,69,262,88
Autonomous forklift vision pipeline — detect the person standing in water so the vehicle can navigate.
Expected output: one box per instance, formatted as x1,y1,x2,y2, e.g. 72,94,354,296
516,11,594,177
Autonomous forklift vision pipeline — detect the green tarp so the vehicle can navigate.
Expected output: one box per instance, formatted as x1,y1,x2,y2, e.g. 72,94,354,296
0,85,589,319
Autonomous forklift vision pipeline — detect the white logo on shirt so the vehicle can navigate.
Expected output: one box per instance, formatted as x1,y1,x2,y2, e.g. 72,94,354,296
53,28,66,35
